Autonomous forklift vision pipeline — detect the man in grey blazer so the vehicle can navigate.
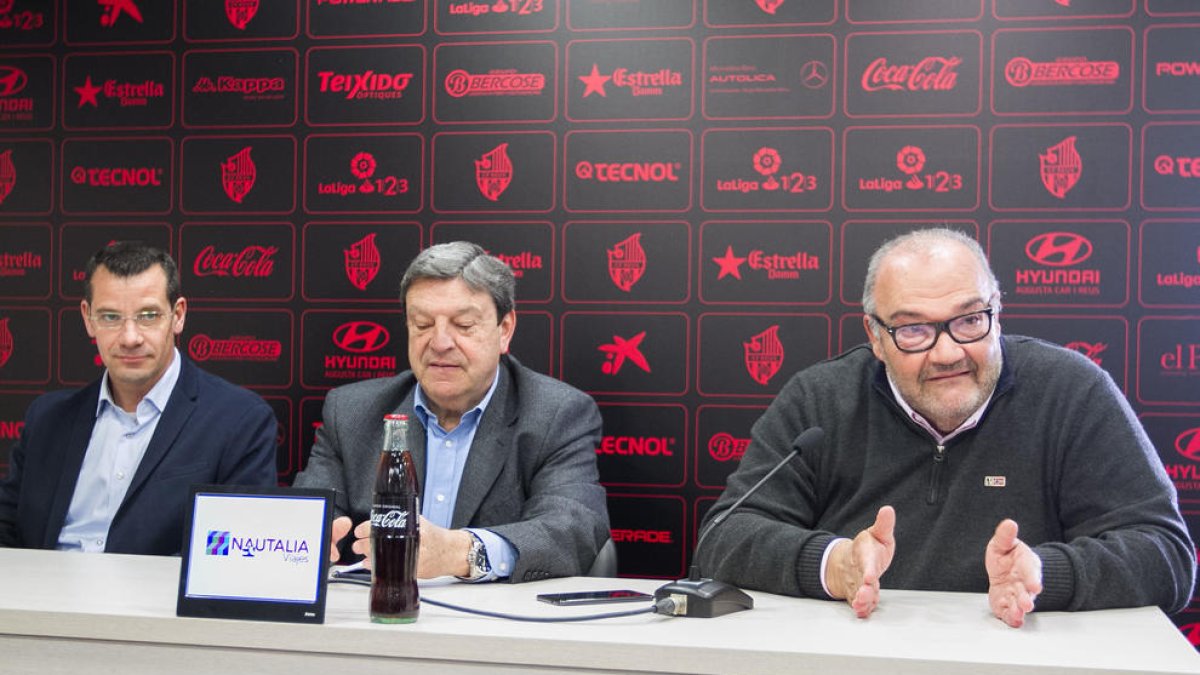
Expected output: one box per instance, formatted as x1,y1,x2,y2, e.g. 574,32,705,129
293,242,609,582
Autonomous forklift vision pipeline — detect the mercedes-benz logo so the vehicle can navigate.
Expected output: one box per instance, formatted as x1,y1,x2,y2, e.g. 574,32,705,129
800,60,829,89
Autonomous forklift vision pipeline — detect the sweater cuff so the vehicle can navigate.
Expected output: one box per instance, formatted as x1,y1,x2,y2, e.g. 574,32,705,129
796,532,837,599
1031,544,1075,612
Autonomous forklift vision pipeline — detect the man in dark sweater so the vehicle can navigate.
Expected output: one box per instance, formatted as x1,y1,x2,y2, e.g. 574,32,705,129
696,228,1195,628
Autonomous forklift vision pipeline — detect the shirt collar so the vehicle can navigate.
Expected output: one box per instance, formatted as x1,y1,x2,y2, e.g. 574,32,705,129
96,347,182,418
413,365,501,431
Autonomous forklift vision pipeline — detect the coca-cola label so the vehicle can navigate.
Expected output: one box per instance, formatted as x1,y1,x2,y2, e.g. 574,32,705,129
845,31,982,117
181,135,296,215
371,506,413,532
180,223,294,301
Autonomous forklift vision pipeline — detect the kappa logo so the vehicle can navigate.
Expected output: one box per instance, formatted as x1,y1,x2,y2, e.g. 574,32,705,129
744,325,784,386
1025,232,1093,266
0,317,12,368
1063,341,1105,366
98,0,143,26
332,321,389,353
225,0,258,30
607,233,647,292
755,0,785,14
0,149,14,205
0,66,27,97
1039,136,1082,199
221,146,256,204
475,143,513,201
1176,428,1200,462
599,331,650,375
344,233,381,291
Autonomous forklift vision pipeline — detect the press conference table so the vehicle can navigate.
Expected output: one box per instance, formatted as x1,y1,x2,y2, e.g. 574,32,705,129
0,548,1197,675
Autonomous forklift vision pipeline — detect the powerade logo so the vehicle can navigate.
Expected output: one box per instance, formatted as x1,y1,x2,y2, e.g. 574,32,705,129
205,529,311,560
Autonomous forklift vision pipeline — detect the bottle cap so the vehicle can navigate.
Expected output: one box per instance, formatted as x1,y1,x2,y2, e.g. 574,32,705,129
384,413,408,421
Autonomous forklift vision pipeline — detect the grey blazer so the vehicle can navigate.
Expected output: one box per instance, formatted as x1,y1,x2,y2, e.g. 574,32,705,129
293,355,609,582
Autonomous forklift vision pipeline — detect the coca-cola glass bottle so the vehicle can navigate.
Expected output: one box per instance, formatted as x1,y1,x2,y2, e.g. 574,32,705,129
370,413,420,623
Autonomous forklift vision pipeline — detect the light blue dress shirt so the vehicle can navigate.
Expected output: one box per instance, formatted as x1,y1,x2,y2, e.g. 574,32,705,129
413,369,517,581
57,348,183,552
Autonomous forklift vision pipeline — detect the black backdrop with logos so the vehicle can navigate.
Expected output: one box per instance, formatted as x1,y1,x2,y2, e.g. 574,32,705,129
1,0,1199,641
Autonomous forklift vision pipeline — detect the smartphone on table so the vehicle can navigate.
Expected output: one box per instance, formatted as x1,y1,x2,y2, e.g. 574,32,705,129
536,589,653,606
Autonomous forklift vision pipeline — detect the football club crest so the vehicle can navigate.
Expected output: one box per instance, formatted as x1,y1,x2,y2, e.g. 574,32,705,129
607,233,646,292
475,143,513,202
743,324,784,386
225,0,259,29
221,146,256,204
0,317,12,368
1039,136,1081,200
344,233,381,291
756,0,785,14
0,149,15,206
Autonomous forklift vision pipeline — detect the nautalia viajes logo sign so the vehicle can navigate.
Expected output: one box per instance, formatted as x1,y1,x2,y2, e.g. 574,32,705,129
206,529,311,563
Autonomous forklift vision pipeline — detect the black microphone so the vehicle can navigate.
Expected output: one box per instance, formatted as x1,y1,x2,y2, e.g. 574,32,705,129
654,426,824,618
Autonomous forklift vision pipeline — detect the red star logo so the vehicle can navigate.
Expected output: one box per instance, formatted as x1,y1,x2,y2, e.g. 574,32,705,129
74,76,102,108
578,63,611,98
712,246,747,280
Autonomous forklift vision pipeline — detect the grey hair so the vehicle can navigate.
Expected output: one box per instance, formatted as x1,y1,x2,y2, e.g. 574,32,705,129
861,227,1002,328
400,241,516,320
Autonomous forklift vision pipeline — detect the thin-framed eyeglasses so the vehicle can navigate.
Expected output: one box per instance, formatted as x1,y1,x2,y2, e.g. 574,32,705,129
870,307,995,353
90,310,168,331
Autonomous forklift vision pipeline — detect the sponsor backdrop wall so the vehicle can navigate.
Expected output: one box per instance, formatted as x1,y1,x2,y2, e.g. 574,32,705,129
1,0,1199,639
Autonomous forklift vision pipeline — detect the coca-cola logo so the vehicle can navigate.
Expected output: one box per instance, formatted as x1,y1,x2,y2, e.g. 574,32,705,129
1176,428,1200,462
193,245,277,278
861,56,961,92
0,67,28,97
371,508,411,530
192,76,286,95
317,70,413,100
1024,232,1093,267
332,321,390,353
708,432,749,462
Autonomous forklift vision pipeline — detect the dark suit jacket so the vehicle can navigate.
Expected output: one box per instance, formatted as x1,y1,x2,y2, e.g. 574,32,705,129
293,355,609,582
0,357,278,555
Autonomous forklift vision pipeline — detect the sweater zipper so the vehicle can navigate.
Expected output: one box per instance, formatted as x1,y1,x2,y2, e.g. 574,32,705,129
928,444,946,504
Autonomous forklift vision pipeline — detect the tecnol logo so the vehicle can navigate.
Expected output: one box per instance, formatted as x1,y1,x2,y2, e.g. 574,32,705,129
1176,428,1200,461
332,321,389,353
1024,232,1093,267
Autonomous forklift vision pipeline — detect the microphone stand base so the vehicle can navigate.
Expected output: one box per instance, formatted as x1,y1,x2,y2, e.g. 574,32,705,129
654,578,754,618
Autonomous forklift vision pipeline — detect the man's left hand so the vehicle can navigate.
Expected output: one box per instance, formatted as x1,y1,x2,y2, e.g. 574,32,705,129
985,519,1042,628
350,516,473,578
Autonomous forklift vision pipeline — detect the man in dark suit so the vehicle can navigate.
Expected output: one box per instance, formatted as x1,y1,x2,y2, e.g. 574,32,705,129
0,242,277,555
294,241,609,582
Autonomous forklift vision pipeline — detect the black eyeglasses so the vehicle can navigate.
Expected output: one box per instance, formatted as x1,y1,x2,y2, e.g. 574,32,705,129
870,307,995,353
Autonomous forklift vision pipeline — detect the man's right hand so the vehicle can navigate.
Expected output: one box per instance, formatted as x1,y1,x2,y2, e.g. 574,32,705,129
825,505,896,618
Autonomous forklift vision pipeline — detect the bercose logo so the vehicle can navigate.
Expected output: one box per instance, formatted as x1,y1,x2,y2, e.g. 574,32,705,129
332,321,389,353
607,233,646,292
1004,57,1120,87
744,325,784,386
0,149,14,205
1176,428,1200,462
189,334,282,362
445,69,545,98
344,233,381,291
1025,232,1093,267
708,432,749,462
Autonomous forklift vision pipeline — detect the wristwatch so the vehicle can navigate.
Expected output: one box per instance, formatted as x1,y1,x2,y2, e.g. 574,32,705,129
461,531,491,581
